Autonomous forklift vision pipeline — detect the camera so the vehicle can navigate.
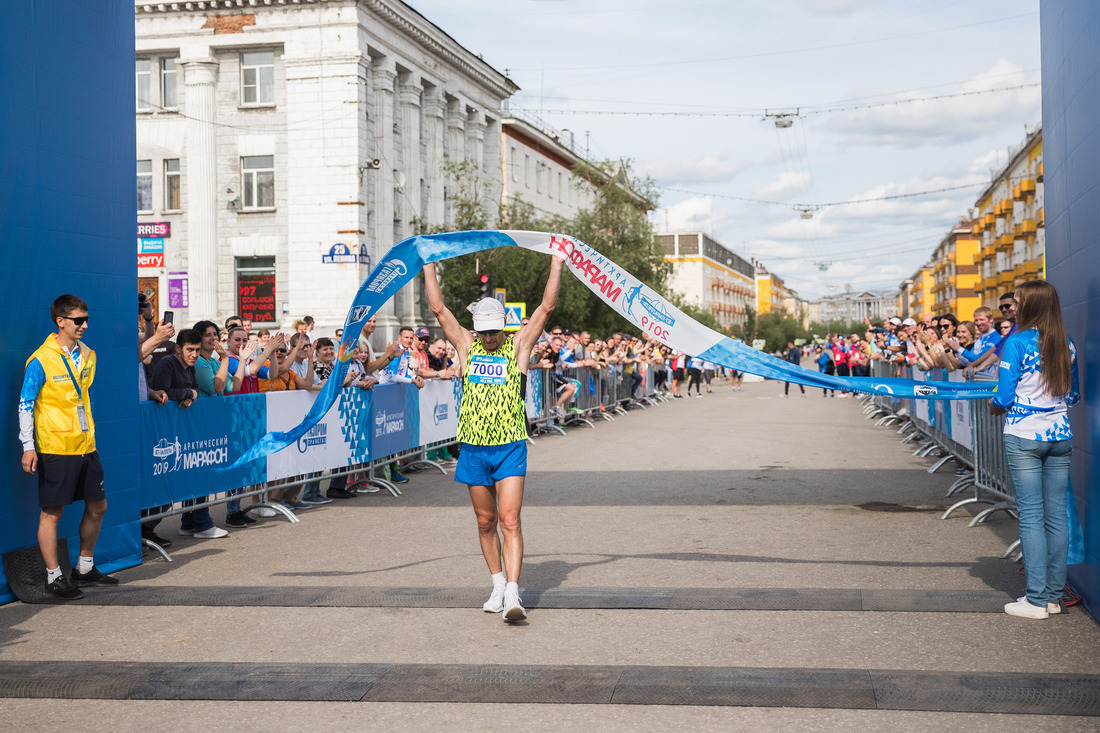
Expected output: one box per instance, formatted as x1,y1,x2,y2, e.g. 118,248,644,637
138,292,148,314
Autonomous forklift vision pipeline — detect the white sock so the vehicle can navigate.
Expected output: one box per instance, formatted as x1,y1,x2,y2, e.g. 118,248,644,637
491,571,506,589
46,566,63,583
505,581,520,600
77,556,94,574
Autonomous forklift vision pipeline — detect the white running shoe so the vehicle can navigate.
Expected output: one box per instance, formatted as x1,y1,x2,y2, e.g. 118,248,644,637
483,585,506,613
1048,602,1062,615
1004,597,1048,619
503,590,527,622
253,507,278,518
193,526,229,539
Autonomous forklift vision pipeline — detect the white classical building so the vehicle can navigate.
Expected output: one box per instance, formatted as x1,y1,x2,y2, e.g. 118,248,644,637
134,0,517,339
657,232,756,331
807,289,896,327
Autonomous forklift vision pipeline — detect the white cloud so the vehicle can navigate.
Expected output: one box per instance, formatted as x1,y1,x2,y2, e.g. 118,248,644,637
756,171,812,200
821,61,1041,147
645,152,750,185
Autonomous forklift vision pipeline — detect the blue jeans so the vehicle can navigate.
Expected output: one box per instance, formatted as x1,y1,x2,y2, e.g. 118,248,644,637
1004,434,1073,607
180,499,214,533
301,473,322,501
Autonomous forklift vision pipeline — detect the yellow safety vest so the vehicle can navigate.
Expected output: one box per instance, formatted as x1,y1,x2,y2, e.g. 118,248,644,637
26,335,97,455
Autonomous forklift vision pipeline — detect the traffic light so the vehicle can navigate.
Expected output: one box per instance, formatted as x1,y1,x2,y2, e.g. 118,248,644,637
478,273,492,299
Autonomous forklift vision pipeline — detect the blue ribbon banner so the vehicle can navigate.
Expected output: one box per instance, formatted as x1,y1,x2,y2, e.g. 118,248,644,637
229,230,997,468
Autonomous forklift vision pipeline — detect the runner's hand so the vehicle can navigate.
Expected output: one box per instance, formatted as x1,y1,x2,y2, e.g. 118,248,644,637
22,450,37,475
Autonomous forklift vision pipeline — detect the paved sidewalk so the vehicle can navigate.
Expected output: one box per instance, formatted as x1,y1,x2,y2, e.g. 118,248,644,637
1,379,1097,731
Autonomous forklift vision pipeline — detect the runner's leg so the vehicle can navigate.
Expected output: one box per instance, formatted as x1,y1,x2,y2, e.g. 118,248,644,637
468,484,503,575
494,475,525,583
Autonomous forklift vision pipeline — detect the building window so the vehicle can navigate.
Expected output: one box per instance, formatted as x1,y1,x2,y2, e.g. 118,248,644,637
236,256,277,324
161,58,177,108
524,154,531,187
164,159,181,210
137,160,153,212
241,51,274,105
511,145,518,182
241,155,275,209
558,172,563,202
136,59,151,111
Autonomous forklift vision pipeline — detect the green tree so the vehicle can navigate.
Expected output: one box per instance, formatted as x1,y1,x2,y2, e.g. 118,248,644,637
755,311,809,353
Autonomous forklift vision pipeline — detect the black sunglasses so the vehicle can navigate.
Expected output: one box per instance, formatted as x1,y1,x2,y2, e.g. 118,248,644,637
417,336,429,342
62,316,89,326
998,304,1013,310
478,329,503,337
275,349,288,354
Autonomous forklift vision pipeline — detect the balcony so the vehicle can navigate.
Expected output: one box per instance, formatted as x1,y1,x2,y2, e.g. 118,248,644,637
1023,260,1039,276
1013,184,1023,200
1038,208,1045,227
982,213,996,228
1036,161,1043,181
948,275,957,285
996,234,1015,250
1018,219,1037,235
1014,264,1026,278
998,270,1015,287
1019,178,1036,195
981,244,996,260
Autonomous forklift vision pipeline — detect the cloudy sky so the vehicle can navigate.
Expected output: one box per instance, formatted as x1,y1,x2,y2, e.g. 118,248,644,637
408,0,1041,299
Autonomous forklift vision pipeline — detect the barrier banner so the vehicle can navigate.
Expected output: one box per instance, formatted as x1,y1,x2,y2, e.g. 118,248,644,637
370,383,419,460
266,391,352,481
418,378,462,446
525,370,543,420
230,231,1000,468
140,395,268,505
948,371,975,452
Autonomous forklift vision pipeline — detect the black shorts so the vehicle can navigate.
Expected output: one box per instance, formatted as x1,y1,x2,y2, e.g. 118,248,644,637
37,452,105,508
672,368,685,380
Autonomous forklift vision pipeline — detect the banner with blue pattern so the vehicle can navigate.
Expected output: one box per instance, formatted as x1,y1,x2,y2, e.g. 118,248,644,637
228,230,1000,468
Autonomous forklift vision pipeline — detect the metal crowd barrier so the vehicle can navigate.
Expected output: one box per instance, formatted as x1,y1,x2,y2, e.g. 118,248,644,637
860,363,1019,560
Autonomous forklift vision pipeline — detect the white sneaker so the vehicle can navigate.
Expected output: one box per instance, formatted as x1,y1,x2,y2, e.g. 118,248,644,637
253,507,278,518
192,526,229,539
503,590,527,622
483,585,506,613
1048,602,1062,615
356,486,381,494
177,528,195,536
1004,597,1048,619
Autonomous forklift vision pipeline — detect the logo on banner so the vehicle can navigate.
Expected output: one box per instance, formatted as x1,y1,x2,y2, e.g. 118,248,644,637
152,435,228,474
365,259,408,293
347,305,370,325
297,423,328,453
873,384,895,395
374,409,405,436
433,402,449,425
914,385,939,396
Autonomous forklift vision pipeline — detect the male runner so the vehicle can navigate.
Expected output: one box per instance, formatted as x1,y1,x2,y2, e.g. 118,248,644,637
424,256,563,622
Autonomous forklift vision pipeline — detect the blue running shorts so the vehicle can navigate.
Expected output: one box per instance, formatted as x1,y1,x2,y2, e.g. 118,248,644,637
454,441,528,486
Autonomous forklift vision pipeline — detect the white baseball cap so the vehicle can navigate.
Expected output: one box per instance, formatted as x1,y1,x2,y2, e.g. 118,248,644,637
902,317,917,326
888,317,902,325
472,298,505,331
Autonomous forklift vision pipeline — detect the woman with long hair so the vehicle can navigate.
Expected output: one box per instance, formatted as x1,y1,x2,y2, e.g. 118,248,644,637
990,280,1080,619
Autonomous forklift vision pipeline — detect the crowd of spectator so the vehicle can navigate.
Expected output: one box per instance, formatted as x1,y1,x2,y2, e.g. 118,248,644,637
136,303,734,546
139,292,1018,546
779,291,1019,404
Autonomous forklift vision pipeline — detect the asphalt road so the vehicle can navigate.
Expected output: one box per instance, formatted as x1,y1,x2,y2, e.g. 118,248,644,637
1,378,1097,731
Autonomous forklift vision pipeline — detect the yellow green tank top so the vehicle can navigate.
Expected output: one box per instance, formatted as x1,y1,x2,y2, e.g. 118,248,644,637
457,337,527,445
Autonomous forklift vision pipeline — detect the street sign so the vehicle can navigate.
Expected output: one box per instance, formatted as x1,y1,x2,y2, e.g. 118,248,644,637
504,302,526,332
494,287,506,306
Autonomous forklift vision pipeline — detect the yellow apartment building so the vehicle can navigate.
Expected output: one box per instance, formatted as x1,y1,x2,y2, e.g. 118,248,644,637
973,124,1045,307
902,264,934,320
929,216,982,318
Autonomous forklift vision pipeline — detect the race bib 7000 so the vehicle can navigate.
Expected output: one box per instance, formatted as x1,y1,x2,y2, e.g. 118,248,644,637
469,354,507,385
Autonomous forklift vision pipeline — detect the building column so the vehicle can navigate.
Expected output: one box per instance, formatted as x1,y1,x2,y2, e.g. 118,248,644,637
181,57,219,320
371,62,399,341
444,99,465,227
398,78,422,327
425,87,446,225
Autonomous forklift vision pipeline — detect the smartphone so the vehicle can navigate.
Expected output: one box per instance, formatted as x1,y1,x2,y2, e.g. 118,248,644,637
163,311,174,324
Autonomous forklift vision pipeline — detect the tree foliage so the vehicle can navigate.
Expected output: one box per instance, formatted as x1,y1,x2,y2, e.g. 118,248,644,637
422,157,671,336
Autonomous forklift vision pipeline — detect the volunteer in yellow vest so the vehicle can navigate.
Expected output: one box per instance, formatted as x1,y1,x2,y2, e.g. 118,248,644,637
19,294,118,600
425,255,563,623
